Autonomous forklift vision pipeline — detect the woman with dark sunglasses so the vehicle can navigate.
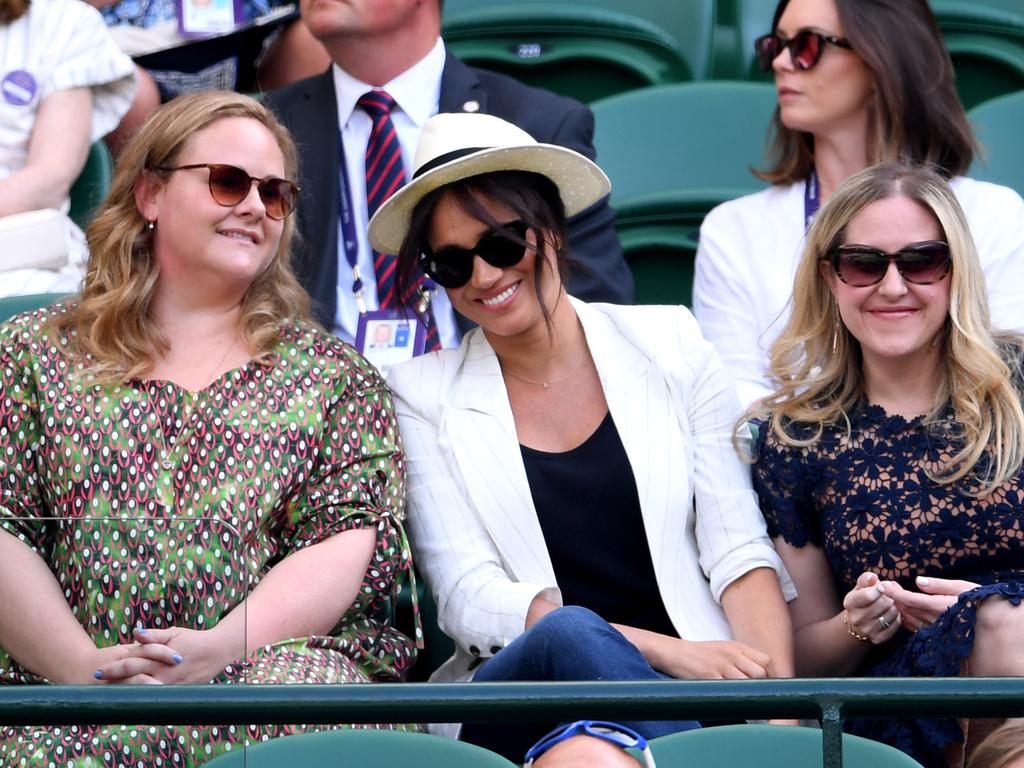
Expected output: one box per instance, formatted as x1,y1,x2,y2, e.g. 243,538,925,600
693,0,1024,409
369,112,796,764
745,162,1024,767
0,91,418,764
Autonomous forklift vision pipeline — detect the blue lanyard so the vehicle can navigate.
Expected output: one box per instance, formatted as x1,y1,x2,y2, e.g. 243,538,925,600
804,168,820,229
336,132,367,313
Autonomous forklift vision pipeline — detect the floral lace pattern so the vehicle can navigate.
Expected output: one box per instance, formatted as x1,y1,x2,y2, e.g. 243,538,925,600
754,403,1024,767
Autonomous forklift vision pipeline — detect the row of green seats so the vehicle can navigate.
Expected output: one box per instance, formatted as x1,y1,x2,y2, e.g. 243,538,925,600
199,722,921,767
440,0,1024,110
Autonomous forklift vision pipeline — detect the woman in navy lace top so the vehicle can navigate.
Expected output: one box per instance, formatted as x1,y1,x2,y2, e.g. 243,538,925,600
747,161,1024,767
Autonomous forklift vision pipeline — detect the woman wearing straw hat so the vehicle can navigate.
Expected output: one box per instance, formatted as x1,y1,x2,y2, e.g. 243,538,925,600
370,112,796,763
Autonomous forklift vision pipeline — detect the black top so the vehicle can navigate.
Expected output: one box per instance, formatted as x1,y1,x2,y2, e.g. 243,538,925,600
521,411,677,637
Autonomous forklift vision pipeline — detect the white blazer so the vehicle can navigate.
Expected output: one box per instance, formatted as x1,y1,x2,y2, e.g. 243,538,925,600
388,299,795,686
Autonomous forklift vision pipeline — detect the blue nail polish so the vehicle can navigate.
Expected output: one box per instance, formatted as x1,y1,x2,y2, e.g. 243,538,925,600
94,670,103,680
136,627,148,635
172,654,183,664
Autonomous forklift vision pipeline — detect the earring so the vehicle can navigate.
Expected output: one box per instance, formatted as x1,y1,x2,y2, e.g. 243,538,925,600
829,304,840,354
146,220,155,231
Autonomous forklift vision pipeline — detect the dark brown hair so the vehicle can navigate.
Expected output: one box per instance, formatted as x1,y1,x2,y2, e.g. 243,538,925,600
758,0,977,184
0,0,30,23
396,170,573,330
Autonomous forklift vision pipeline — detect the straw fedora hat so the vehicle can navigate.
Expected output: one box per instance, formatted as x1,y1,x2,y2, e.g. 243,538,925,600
367,112,611,255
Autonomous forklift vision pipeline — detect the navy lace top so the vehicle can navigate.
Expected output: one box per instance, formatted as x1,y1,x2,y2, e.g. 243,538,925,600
753,402,1024,595
753,400,1024,766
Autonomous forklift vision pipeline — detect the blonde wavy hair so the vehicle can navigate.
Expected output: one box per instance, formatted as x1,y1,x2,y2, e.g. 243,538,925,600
745,161,1024,494
52,91,310,383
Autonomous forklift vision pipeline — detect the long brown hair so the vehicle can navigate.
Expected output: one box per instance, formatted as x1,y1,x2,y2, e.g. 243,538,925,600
758,0,976,184
0,0,29,23
53,91,310,383
744,162,1024,495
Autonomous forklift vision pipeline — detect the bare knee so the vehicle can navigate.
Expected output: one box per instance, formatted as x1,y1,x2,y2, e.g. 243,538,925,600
969,598,1024,677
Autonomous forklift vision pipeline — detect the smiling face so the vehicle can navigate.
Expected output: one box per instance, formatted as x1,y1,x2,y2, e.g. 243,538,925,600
821,194,950,373
426,189,563,342
772,0,875,141
137,117,287,299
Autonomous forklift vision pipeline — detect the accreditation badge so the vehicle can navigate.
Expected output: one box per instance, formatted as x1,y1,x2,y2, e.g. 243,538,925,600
355,309,426,377
176,0,243,37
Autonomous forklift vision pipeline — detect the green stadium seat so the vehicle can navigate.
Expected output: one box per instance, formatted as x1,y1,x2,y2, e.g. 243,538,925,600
444,0,715,81
442,4,691,104
0,293,69,322
929,0,1024,109
68,141,113,231
592,81,776,305
650,723,924,767
718,0,776,81
199,728,518,767
968,88,1024,199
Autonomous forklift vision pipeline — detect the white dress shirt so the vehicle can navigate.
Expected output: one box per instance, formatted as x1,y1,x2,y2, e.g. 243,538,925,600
329,38,460,348
694,176,1024,408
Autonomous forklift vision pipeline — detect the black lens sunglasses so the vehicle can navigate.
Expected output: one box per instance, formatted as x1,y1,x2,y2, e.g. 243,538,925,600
825,241,952,287
755,29,852,72
156,163,300,220
420,220,531,289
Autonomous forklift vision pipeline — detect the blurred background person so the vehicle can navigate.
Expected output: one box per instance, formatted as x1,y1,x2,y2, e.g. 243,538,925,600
265,0,632,353
0,0,135,298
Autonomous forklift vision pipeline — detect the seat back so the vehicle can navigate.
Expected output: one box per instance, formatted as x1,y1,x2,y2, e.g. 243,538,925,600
199,728,518,767
443,4,691,103
930,0,1024,108
592,82,776,305
68,141,114,231
968,89,1024,198
0,293,69,323
444,0,714,81
650,724,924,767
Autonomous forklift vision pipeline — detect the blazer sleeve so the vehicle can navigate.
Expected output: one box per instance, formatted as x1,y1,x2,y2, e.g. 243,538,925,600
693,197,776,409
389,361,561,657
674,312,796,602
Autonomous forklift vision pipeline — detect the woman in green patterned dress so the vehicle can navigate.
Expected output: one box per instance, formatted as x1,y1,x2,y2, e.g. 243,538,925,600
0,91,417,767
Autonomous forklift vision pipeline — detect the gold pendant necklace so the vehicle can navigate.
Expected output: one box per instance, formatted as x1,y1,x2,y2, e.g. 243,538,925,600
502,356,588,390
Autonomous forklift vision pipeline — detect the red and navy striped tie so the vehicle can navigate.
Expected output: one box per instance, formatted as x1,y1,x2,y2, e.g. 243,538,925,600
358,90,440,350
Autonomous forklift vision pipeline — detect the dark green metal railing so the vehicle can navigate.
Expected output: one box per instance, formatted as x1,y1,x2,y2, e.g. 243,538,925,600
3,678,1024,767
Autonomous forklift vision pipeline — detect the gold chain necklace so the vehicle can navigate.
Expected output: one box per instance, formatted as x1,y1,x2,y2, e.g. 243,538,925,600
502,356,589,390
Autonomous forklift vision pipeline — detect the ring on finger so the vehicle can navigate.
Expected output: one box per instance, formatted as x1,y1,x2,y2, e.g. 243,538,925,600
877,614,892,629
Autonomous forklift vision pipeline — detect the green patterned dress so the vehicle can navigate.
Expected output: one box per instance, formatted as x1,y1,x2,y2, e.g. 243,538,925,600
0,306,419,767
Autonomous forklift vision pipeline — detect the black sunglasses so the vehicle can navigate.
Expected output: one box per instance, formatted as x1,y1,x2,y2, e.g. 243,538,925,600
156,163,300,220
755,29,853,72
826,240,952,287
420,220,531,289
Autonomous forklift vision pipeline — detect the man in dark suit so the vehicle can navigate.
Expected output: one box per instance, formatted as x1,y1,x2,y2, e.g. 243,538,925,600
264,0,632,341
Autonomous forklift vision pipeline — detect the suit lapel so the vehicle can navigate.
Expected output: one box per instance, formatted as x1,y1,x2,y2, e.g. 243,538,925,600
446,331,556,584
438,50,488,115
293,71,342,327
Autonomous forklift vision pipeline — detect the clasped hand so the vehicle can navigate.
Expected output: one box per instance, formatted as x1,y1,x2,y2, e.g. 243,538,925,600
844,572,979,641
85,626,234,685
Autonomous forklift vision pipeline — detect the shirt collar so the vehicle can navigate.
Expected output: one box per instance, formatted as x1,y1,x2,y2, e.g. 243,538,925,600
332,37,445,129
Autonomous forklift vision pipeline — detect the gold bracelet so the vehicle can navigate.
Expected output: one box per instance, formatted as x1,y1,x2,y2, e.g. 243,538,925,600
844,610,870,642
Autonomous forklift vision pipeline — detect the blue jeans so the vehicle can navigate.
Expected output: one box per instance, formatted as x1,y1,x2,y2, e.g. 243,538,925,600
459,606,702,762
